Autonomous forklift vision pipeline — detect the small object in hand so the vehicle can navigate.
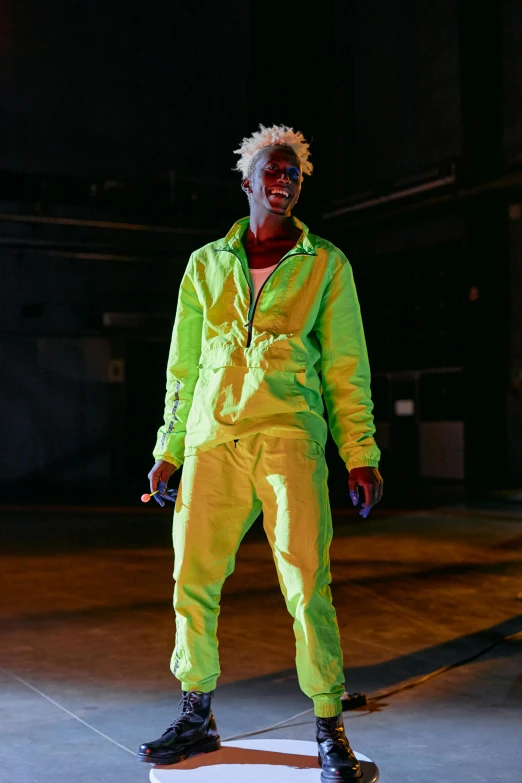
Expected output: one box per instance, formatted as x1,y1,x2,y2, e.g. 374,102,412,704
152,481,178,507
141,491,159,503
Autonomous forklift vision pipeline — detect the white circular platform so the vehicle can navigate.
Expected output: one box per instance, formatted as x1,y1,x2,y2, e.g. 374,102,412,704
149,738,379,782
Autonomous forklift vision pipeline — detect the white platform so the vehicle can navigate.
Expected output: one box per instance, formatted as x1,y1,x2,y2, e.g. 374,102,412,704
149,739,379,782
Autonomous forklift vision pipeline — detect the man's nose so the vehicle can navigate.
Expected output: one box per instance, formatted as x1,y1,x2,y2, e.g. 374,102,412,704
277,170,291,183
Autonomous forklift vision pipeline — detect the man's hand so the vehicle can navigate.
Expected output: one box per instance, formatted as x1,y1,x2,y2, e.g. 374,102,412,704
348,466,384,518
148,459,178,507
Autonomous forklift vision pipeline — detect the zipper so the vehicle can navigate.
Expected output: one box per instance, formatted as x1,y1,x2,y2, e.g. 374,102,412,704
217,247,315,348
244,251,315,347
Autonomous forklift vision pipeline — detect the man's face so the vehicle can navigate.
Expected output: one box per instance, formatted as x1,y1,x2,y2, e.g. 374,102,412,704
244,146,303,215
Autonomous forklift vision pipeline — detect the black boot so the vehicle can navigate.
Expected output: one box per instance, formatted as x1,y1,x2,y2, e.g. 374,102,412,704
137,690,221,765
317,713,362,781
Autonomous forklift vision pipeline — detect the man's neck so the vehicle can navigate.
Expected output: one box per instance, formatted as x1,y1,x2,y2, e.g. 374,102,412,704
246,210,300,245
244,210,302,269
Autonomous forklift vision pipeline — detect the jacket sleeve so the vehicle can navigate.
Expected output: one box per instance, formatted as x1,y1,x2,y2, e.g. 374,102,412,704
153,254,203,467
315,256,381,471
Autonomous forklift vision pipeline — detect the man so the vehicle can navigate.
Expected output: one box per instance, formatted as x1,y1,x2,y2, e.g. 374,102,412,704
137,124,383,781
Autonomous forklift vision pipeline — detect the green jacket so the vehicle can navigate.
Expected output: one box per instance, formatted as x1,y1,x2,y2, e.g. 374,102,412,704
154,216,380,471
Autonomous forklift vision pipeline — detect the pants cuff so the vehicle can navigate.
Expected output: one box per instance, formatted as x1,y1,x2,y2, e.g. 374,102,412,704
313,698,343,718
180,681,217,694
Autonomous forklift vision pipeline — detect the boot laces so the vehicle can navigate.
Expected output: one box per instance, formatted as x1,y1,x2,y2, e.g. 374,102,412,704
163,692,201,735
317,719,351,754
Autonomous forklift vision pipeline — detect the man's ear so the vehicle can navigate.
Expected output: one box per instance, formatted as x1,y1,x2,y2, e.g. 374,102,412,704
241,178,252,195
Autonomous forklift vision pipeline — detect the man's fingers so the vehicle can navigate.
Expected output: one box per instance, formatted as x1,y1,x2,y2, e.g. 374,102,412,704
350,467,384,517
148,460,177,496
348,473,359,505
348,471,359,490
367,480,383,510
148,471,159,494
360,481,379,518
363,482,373,510
149,470,170,494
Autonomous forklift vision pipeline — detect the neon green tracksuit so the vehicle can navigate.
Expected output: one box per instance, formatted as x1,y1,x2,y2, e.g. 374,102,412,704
154,216,380,717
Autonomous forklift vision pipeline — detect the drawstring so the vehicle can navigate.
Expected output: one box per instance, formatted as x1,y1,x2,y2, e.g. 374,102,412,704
234,439,239,449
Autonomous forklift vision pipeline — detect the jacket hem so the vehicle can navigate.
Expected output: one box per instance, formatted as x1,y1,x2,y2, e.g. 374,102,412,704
183,430,320,457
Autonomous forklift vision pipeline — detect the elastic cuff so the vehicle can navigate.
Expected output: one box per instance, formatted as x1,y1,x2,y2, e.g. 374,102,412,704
346,459,380,471
180,680,217,694
153,454,182,469
313,698,343,718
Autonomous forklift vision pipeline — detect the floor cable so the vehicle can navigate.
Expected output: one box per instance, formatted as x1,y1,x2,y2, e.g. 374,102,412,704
0,667,135,756
223,629,522,742
4,631,521,751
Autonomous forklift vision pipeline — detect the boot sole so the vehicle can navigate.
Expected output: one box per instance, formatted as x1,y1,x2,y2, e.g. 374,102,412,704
319,753,363,781
137,737,221,765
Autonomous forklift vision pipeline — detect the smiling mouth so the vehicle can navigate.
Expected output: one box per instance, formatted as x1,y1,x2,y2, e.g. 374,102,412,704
267,187,292,201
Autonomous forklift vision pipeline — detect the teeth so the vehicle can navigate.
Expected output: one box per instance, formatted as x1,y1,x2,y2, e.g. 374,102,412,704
270,189,290,197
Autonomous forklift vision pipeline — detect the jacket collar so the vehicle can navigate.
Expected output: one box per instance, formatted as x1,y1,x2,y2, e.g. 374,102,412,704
217,215,317,256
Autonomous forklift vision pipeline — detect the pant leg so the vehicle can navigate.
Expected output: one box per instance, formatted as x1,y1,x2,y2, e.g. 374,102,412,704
172,442,261,693
253,435,345,718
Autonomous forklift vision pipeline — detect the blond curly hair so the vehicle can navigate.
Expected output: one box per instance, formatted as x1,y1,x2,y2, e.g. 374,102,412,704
233,124,313,179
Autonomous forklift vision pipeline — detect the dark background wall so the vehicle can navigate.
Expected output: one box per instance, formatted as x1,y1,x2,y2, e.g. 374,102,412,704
0,0,251,180
1,0,522,502
341,0,462,196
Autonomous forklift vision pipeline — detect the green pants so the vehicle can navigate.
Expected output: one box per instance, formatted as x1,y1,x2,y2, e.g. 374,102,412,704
171,434,345,718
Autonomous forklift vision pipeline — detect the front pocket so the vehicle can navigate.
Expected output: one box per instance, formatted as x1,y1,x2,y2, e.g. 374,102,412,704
192,366,309,424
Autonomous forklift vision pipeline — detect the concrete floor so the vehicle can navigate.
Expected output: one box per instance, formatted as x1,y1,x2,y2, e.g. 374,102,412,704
1,501,522,782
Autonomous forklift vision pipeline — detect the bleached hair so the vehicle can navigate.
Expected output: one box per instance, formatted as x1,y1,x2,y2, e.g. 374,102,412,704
233,124,313,179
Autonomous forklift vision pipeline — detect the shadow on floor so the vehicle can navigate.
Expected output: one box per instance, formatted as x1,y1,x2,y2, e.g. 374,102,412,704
150,744,378,783
155,745,318,769
215,614,522,711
